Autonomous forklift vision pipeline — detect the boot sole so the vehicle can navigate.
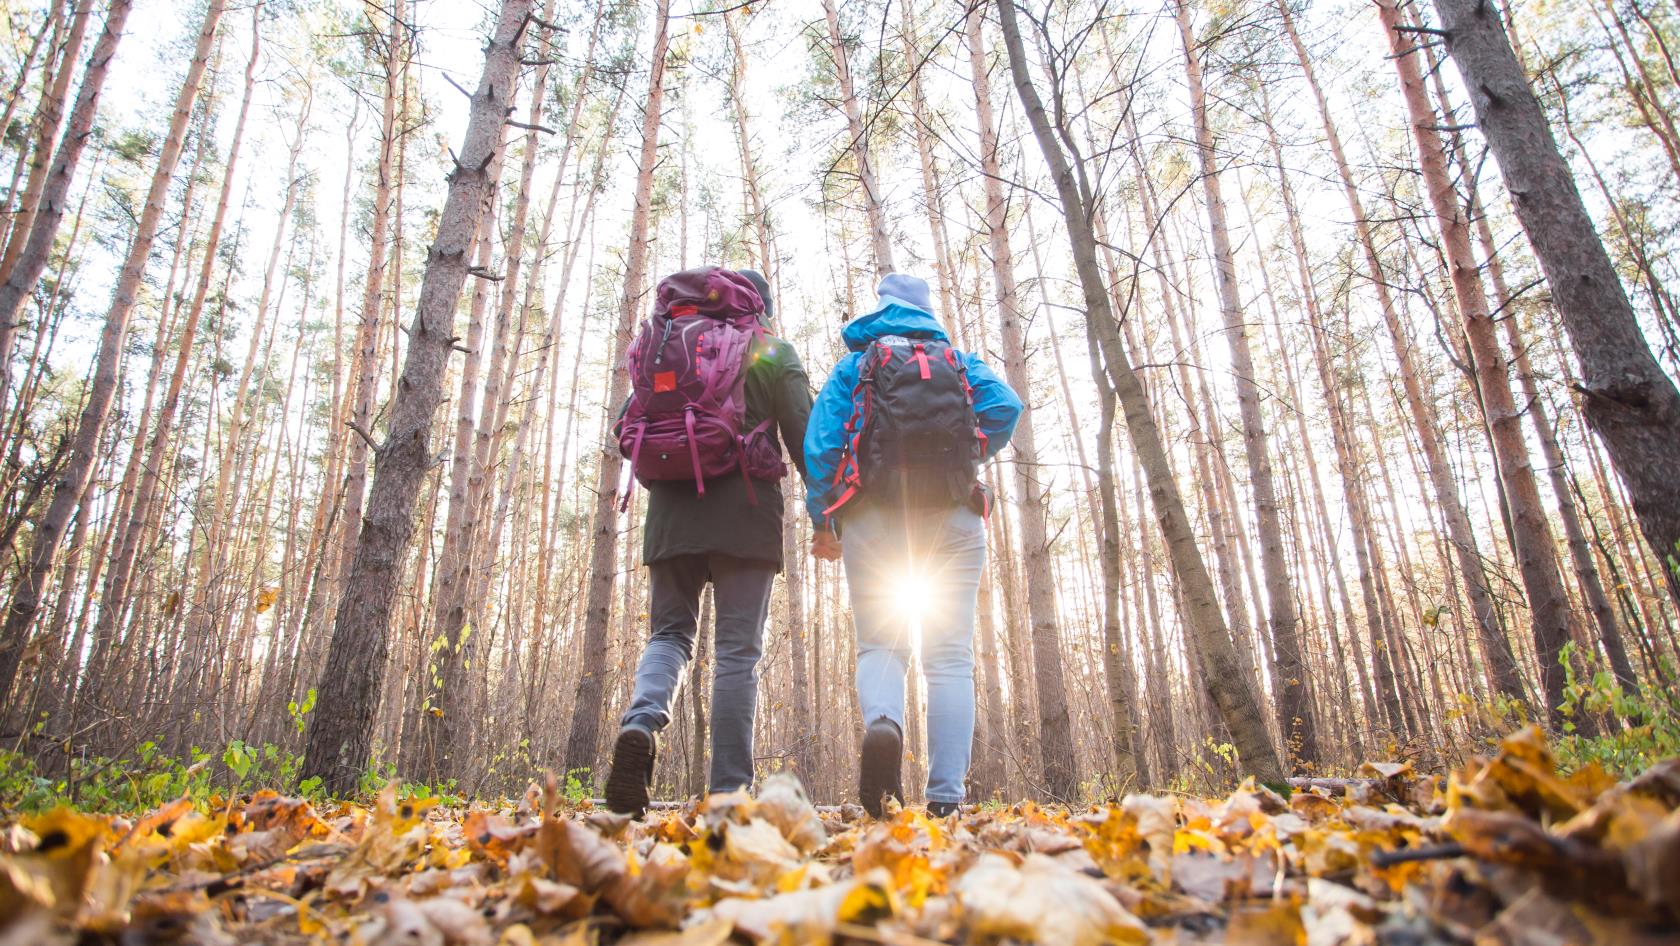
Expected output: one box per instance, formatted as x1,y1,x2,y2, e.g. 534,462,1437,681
605,728,654,817
858,725,902,818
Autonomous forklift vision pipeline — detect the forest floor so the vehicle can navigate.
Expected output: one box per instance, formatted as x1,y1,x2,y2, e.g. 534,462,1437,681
0,728,1676,945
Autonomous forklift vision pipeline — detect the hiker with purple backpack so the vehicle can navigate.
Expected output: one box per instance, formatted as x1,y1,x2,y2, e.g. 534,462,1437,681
605,266,811,817
804,273,1022,818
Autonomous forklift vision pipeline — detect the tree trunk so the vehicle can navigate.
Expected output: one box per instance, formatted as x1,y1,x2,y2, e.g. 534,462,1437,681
1379,0,1578,724
302,0,533,793
0,2,64,269
965,7,1080,802
1084,292,1141,790
0,0,222,704
84,8,259,709
994,0,1284,783
0,0,124,407
408,217,496,781
820,0,894,277
1430,0,1680,603
1276,0,1525,704
333,3,406,600
1173,0,1315,769
561,0,671,784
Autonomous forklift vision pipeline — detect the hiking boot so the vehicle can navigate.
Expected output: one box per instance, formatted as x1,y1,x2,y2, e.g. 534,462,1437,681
605,724,657,817
927,801,959,818
858,718,903,818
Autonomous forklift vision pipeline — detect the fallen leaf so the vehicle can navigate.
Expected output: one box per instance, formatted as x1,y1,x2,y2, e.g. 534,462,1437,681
953,853,1148,945
754,773,827,854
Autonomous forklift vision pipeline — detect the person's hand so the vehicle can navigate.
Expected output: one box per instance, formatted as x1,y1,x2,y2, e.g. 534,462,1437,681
810,530,841,561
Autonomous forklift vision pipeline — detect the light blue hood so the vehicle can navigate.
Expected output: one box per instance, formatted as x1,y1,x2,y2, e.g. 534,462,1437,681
839,302,948,352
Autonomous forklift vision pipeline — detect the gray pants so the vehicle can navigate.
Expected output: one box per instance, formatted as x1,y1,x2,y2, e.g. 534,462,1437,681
621,553,774,793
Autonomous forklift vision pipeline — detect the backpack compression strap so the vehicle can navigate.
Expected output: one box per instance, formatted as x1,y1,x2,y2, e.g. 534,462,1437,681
685,406,705,497
735,417,774,507
944,348,987,455
912,342,932,380
619,419,646,513
822,346,889,517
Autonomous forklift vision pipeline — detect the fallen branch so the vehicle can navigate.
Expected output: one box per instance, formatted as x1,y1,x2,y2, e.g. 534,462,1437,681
1371,842,1466,868
1286,777,1383,795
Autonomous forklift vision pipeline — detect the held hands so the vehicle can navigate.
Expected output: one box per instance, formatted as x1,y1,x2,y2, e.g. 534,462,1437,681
810,529,841,561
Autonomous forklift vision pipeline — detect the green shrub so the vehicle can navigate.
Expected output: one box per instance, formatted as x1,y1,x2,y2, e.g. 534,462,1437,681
1555,642,1680,778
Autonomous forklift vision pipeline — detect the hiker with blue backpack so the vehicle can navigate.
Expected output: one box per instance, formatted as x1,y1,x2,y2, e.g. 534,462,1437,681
605,267,811,817
804,273,1022,818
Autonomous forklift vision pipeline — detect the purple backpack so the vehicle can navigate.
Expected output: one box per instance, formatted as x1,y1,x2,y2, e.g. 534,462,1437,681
617,267,786,507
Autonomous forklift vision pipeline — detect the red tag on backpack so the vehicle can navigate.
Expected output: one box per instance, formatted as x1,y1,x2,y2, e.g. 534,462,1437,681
653,371,677,393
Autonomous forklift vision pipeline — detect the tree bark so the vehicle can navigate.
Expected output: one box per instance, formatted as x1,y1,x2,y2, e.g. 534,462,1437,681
1173,0,1316,768
302,0,533,793
0,2,64,269
333,2,406,601
1379,0,1578,724
1430,0,1680,603
1276,0,1525,704
965,6,1080,802
84,7,259,710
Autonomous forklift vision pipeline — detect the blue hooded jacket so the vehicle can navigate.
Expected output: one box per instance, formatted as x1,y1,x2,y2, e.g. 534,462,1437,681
803,301,1022,529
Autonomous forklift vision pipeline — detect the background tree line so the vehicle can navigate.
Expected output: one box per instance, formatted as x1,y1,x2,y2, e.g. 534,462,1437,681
0,0,1675,802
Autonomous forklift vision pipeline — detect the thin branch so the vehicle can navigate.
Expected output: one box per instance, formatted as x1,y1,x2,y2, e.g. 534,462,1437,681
347,422,378,450
672,0,758,17
506,119,557,135
442,73,473,100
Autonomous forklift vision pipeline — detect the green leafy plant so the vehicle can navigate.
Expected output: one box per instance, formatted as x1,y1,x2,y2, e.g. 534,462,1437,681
562,769,593,804
1554,643,1680,778
287,688,317,735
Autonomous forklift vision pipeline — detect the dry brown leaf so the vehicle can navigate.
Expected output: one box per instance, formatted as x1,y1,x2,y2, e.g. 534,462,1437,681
953,852,1149,945
417,895,496,945
608,842,693,928
542,816,627,894
1358,761,1414,781
1171,849,1276,901
1622,807,1680,918
704,868,893,944
754,773,827,854
1226,902,1306,945
616,918,732,946
1123,794,1176,883
718,817,800,887
0,808,106,920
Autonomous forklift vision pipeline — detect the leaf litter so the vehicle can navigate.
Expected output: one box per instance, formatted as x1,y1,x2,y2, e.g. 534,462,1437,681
1,728,1676,944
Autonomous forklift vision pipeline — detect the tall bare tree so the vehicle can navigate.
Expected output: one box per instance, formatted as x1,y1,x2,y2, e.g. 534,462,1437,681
1275,0,1526,705
0,0,127,409
303,0,535,793
1431,0,1680,600
995,0,1285,783
0,0,224,703
964,6,1081,801
1173,0,1316,766
562,0,672,783
1379,0,1580,723
820,0,895,277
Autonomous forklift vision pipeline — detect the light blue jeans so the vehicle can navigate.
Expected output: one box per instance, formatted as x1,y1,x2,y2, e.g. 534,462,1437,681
840,500,986,804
